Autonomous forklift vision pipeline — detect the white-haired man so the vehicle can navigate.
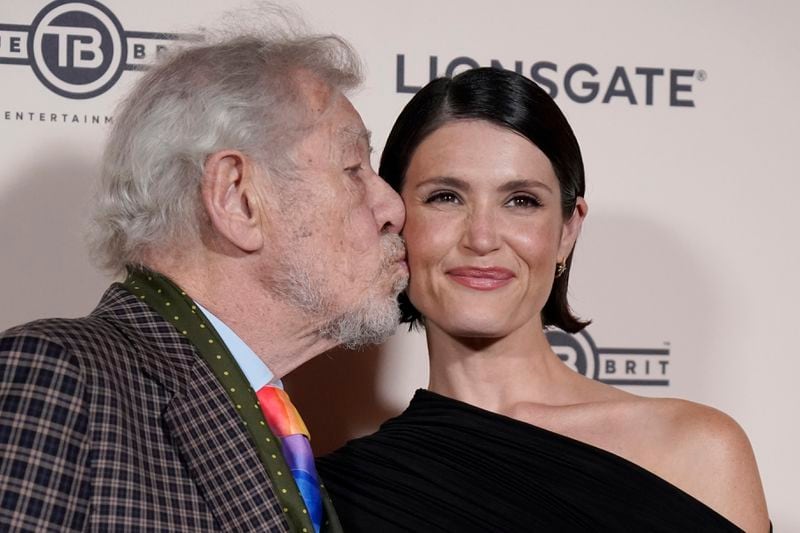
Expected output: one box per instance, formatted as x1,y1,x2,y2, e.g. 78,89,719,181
0,33,407,532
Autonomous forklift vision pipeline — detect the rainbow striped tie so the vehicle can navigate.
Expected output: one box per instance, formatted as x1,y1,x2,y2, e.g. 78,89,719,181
257,386,323,533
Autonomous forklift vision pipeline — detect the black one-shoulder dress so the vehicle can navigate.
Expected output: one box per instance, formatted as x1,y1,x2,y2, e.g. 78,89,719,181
317,389,744,532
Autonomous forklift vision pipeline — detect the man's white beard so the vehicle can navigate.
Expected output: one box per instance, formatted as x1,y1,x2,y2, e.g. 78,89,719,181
318,286,403,348
272,233,408,348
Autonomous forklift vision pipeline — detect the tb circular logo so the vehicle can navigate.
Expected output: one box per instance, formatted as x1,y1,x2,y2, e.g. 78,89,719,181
547,329,600,380
28,0,125,99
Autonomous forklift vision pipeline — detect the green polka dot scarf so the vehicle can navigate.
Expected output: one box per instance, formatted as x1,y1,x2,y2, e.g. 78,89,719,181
123,267,341,533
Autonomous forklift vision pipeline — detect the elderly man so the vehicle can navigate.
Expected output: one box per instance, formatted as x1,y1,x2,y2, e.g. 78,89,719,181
0,31,407,532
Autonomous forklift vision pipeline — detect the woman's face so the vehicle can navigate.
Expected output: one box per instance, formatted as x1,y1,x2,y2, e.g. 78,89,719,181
401,120,586,338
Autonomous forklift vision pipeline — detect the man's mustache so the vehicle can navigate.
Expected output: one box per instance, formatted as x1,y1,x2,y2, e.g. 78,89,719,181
381,233,406,267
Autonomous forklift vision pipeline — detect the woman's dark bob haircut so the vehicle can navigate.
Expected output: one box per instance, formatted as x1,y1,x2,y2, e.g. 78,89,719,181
379,67,589,333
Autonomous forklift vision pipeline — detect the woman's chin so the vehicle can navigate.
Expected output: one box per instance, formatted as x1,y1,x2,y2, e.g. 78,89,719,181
431,318,513,340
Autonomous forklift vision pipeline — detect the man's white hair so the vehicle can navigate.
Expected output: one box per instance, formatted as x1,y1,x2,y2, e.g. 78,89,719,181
89,26,362,274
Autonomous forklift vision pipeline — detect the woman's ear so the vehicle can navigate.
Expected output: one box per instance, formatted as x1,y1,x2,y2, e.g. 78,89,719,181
558,197,588,260
201,150,265,253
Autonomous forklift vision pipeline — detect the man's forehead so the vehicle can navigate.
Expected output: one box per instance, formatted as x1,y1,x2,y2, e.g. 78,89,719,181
293,69,333,109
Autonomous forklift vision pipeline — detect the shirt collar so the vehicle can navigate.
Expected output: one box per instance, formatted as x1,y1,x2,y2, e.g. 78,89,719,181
195,302,283,390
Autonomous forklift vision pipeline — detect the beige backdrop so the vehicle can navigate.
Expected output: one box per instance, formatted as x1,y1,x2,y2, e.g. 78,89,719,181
1,0,798,529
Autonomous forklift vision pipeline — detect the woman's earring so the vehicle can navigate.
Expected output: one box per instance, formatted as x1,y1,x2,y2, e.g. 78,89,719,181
555,260,567,278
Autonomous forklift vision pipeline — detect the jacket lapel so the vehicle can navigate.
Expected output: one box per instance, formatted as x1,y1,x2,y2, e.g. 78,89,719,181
162,360,288,531
93,284,289,531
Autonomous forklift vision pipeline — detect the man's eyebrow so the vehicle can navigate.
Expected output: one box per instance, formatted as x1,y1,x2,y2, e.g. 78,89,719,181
340,127,373,152
341,126,371,141
364,130,373,152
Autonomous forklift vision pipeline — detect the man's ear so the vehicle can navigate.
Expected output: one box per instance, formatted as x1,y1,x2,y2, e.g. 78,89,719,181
557,197,588,260
201,150,265,253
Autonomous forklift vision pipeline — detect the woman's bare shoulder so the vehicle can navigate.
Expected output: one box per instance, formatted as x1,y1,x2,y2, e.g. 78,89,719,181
510,378,769,532
625,396,769,532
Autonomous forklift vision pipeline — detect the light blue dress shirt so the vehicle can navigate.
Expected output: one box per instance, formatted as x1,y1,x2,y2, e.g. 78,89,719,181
195,302,283,391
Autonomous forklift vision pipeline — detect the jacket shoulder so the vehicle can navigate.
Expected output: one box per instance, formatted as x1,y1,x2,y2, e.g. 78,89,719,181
1,324,93,530
2,314,130,374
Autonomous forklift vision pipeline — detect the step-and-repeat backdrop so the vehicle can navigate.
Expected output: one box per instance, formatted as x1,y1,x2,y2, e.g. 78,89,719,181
1,0,797,528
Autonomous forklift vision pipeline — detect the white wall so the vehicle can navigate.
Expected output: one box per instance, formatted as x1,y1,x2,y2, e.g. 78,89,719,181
1,1,797,528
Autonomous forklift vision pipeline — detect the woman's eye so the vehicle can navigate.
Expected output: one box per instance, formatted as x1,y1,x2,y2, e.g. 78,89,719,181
425,191,461,204
506,195,541,208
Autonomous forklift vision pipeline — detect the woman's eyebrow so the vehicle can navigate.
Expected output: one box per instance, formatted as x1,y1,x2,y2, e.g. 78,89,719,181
497,178,553,194
415,176,470,190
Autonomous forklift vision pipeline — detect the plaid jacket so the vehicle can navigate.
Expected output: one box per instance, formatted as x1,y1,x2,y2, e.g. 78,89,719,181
0,284,290,532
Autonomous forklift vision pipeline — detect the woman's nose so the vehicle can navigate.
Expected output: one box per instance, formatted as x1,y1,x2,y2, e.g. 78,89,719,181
460,206,500,255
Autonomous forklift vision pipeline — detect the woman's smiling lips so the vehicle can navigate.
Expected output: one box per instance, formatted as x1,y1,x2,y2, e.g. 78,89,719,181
446,267,515,291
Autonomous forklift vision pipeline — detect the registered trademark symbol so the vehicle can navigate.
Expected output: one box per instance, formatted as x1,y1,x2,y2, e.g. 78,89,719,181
696,70,707,82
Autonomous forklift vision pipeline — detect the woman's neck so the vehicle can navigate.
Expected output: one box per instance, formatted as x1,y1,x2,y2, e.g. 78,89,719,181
425,319,583,414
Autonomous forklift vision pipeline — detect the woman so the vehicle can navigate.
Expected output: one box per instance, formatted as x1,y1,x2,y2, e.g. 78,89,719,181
317,68,769,532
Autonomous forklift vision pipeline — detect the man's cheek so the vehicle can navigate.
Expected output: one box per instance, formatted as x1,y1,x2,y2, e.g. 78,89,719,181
350,215,382,250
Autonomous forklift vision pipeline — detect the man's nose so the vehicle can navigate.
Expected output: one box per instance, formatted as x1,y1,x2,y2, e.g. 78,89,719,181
369,173,405,234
